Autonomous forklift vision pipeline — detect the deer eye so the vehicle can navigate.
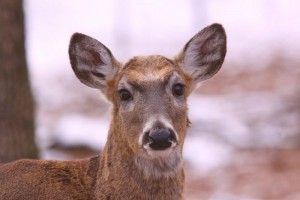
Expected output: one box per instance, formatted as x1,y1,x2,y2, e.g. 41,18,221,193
119,89,132,101
172,83,184,96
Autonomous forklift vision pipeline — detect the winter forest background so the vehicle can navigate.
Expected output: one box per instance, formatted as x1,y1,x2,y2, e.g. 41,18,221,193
2,0,300,199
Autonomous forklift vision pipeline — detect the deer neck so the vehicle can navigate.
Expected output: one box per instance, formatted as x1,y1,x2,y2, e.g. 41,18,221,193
93,118,185,199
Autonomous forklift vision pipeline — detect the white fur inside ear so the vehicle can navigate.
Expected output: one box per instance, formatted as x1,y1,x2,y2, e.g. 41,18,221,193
180,24,226,83
69,33,119,91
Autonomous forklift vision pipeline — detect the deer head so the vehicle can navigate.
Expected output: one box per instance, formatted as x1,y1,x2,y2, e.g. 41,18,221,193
69,23,226,178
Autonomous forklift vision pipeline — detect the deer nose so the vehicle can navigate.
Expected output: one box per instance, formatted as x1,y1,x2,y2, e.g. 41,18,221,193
145,129,177,150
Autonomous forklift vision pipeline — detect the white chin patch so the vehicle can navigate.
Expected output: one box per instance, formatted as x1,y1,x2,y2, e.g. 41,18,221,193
134,149,183,178
146,148,173,158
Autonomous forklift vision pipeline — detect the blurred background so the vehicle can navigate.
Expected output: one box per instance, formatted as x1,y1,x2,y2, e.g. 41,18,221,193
1,0,300,199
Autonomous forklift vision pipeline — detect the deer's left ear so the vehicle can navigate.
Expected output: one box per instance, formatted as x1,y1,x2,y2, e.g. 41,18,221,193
175,23,226,86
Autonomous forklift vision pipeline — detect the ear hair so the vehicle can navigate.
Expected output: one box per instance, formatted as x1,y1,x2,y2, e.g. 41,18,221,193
175,23,227,87
69,33,120,93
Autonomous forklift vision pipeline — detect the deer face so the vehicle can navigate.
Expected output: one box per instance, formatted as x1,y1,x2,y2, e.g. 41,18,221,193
113,56,189,157
69,24,226,177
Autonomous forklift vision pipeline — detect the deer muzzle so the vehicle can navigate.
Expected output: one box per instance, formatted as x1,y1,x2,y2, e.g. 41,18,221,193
143,128,177,151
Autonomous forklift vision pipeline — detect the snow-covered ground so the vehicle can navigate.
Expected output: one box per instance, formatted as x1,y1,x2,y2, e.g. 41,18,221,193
35,89,299,171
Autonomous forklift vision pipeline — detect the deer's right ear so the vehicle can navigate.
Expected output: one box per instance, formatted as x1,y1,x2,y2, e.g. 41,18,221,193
69,33,119,91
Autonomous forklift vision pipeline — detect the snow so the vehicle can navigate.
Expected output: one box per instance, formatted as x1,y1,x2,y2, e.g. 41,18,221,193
52,114,109,150
34,92,299,173
183,135,233,173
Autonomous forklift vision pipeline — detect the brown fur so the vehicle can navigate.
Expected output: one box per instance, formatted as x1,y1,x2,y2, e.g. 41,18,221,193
0,23,226,199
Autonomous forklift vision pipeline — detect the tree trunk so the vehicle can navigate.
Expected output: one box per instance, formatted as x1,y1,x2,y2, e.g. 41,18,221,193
0,0,38,163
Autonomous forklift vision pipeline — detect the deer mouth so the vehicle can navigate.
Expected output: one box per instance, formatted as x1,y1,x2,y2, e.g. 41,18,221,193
134,144,182,177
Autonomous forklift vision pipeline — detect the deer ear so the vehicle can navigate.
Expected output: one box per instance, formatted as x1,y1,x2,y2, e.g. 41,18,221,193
176,23,226,86
69,33,119,92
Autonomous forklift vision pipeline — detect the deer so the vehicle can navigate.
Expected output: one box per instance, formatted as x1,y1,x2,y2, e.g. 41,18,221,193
0,23,226,199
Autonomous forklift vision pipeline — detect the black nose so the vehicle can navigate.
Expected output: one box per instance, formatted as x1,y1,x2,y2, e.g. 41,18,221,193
145,129,176,150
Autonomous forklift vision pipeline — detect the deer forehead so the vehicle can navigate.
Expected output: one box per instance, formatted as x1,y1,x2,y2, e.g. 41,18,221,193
119,56,180,84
